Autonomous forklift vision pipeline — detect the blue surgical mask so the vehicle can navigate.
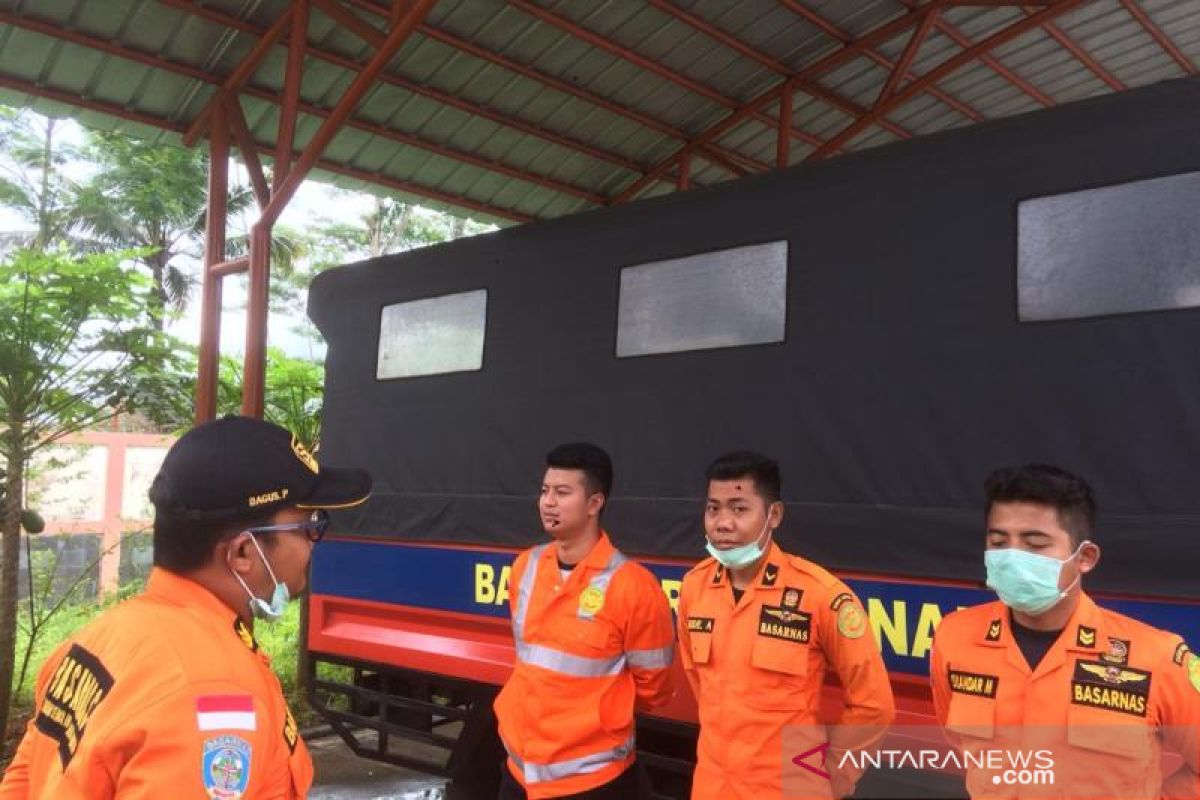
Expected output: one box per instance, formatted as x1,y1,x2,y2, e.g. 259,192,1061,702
231,533,291,622
984,542,1087,616
705,515,774,570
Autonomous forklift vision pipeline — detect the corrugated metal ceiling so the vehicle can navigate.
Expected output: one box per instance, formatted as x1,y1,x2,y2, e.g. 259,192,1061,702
1,0,1196,225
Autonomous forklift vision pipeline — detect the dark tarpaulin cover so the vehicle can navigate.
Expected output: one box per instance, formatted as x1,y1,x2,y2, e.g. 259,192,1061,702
310,77,1200,599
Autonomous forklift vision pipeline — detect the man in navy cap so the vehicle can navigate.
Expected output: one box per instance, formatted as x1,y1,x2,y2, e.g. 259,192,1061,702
1,416,371,800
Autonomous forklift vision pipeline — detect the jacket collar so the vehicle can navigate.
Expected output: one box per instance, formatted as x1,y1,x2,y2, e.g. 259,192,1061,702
979,593,1104,678
542,529,616,574
144,567,261,655
705,540,783,591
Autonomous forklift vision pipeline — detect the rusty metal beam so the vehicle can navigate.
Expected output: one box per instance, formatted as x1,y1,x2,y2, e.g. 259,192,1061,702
612,2,947,204
274,0,310,190
3,8,601,206
877,8,940,104
261,0,440,229
779,0,986,123
898,0,1054,107
312,0,386,47
650,0,912,143
162,0,702,188
224,95,271,210
807,0,1088,161
341,0,771,173
183,6,295,146
506,0,825,149
777,82,793,168
677,152,691,190
0,72,533,224
1037,14,1125,91
197,100,228,424
1118,0,1196,75
210,256,251,277
242,223,271,418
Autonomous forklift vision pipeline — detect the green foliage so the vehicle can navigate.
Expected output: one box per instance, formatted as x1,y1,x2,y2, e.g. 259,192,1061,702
0,109,83,251
0,247,183,738
217,348,324,450
0,248,182,446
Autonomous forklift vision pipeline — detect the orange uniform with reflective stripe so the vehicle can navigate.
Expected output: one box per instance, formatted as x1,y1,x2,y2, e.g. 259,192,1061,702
0,568,311,800
494,532,675,799
930,593,1200,799
677,543,895,800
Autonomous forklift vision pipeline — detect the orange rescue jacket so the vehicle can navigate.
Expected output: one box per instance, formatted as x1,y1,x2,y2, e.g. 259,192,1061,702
0,568,312,800
930,593,1200,799
678,543,895,800
494,532,675,799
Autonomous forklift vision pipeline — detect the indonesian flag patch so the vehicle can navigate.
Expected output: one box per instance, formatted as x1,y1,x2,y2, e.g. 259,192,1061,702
196,695,257,732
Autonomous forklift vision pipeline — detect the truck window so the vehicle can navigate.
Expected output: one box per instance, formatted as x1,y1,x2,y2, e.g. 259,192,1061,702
1017,170,1200,321
376,288,487,380
615,240,788,357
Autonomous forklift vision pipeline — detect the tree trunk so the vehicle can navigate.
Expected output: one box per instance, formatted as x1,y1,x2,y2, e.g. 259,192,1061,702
0,422,26,742
149,250,168,331
34,119,55,251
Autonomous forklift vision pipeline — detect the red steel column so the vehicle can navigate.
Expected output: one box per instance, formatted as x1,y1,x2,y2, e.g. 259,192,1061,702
196,99,229,424
241,222,272,418
777,83,793,168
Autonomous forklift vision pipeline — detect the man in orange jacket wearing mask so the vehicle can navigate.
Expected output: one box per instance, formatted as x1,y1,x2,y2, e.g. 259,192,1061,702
677,451,895,799
494,442,676,799
930,464,1200,799
0,416,372,800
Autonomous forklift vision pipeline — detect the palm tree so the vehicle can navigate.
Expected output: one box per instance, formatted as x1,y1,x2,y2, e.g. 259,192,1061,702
73,130,304,329
0,108,82,252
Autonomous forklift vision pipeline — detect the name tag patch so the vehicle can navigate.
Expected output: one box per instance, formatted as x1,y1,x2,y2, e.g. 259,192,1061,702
1070,659,1151,717
948,669,999,698
758,606,811,643
34,643,114,768
687,616,715,634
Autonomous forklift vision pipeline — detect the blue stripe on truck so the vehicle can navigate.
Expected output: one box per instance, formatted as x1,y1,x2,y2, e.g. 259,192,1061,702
311,538,1200,677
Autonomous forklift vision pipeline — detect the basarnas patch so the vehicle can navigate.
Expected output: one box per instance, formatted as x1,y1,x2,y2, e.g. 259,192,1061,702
1071,659,1151,717
203,735,252,799
985,620,1002,642
758,605,811,643
34,643,114,769
282,706,299,754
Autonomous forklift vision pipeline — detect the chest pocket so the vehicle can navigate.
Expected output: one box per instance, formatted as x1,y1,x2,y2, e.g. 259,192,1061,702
545,613,616,656
688,628,713,665
742,635,810,710
1066,702,1153,760
945,691,996,741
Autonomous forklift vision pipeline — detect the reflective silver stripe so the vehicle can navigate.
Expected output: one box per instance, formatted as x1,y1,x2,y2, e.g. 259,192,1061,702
513,544,548,642
517,735,636,784
626,644,674,670
516,641,626,677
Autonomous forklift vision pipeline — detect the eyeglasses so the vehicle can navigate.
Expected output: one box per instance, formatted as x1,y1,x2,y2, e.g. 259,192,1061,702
248,509,331,543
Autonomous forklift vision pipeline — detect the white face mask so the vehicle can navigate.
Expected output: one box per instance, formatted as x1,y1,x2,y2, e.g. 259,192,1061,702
984,540,1088,616
229,533,290,622
705,513,773,569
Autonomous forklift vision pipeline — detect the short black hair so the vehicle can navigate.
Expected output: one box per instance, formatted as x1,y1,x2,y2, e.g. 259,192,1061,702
705,451,781,504
546,442,613,500
984,464,1096,544
152,510,276,573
